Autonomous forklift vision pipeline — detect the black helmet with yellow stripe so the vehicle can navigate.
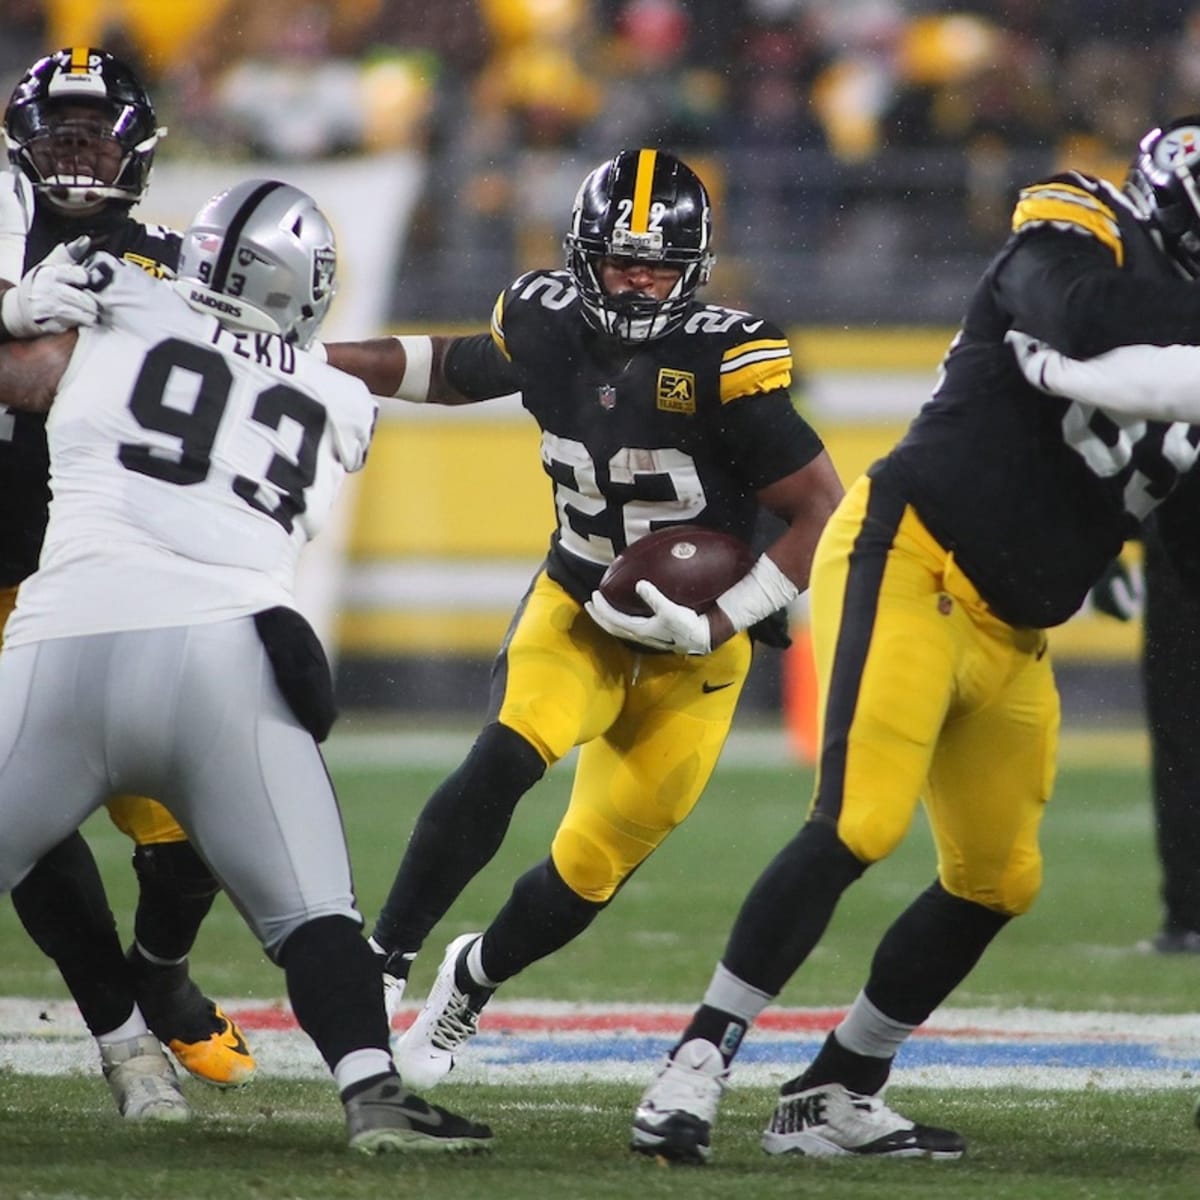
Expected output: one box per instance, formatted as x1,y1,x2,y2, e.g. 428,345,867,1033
564,148,714,343
1126,116,1200,278
4,47,164,214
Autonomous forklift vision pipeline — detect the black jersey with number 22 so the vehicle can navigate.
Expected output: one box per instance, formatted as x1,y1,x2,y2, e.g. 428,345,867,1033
443,268,825,606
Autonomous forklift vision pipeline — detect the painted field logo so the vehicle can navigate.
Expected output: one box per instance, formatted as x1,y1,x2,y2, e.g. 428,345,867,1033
657,368,696,413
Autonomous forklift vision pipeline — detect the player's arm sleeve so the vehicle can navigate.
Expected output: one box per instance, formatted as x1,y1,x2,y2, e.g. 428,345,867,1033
994,230,1200,358
718,388,826,488
1009,334,1200,423
442,331,523,399
325,379,379,473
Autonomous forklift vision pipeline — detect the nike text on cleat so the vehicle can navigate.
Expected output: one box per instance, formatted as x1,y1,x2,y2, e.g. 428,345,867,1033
343,1071,492,1154
392,933,490,1090
166,1003,256,1088
630,1038,728,1165
100,1033,192,1122
761,1082,965,1159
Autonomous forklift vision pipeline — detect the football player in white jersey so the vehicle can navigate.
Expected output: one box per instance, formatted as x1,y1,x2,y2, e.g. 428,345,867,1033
0,46,257,1097
0,178,492,1153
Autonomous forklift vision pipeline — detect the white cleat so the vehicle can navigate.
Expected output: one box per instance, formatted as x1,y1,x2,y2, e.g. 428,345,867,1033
100,1032,192,1122
392,933,489,1090
382,972,408,1023
630,1038,728,1164
761,1082,965,1158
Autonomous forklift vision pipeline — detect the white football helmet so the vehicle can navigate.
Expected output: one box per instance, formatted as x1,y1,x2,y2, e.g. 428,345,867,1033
175,179,337,348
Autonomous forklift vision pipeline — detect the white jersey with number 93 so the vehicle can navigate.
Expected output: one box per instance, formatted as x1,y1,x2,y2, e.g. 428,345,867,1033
7,253,378,648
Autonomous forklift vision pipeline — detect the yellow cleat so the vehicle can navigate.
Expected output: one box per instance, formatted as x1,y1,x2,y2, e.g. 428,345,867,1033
167,1003,257,1088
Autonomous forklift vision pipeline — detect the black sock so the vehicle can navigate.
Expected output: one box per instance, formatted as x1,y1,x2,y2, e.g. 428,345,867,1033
477,857,604,985
281,916,389,1071
677,1005,749,1066
131,841,220,962
372,723,545,955
784,1030,891,1096
11,833,134,1036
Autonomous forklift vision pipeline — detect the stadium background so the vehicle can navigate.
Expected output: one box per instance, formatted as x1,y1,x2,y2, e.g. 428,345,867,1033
1,0,1170,732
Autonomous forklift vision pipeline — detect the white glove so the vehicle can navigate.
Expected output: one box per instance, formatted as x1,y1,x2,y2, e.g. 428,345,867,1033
0,237,98,337
1090,557,1144,622
1005,329,1056,391
585,580,712,655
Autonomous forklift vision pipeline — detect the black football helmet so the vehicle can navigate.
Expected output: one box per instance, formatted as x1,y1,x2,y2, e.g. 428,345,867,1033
564,148,714,343
3,47,164,213
1125,115,1200,278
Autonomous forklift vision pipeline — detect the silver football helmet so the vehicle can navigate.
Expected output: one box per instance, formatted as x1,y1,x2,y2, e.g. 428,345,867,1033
174,179,337,347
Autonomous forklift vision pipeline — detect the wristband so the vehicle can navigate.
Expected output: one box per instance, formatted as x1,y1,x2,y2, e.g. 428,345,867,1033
714,553,799,633
392,334,432,402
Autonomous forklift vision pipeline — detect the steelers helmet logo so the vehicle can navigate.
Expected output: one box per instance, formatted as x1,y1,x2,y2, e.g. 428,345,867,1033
1154,125,1200,171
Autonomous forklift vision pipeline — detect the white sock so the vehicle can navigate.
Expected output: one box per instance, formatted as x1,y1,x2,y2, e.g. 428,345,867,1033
334,1047,394,1093
96,1005,151,1046
701,962,774,1024
464,937,499,990
835,990,917,1059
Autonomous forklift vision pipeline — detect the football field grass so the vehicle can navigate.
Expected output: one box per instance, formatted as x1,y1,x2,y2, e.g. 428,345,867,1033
1,722,1199,1198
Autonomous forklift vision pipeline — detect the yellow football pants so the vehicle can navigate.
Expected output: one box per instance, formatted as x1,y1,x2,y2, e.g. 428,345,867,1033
0,584,187,846
495,571,753,902
808,475,1059,916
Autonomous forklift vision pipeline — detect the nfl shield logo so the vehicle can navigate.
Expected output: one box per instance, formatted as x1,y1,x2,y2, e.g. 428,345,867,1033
598,384,617,410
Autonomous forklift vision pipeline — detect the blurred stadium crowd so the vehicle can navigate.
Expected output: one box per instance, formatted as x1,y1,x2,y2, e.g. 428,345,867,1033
2,0,1195,324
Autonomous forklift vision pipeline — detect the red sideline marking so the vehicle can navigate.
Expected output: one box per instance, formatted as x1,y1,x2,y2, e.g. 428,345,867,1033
224,1006,845,1035
226,1004,1049,1041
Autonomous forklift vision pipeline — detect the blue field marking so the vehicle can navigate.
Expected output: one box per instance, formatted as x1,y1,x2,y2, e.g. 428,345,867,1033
465,1033,1200,1075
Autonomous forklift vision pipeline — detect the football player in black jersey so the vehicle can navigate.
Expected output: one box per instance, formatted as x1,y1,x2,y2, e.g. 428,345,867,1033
623,116,1200,1165
0,47,255,1112
324,148,843,1088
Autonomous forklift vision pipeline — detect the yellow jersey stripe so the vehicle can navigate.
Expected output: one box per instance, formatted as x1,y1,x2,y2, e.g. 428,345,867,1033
1012,184,1123,264
489,289,511,361
719,342,793,404
721,338,792,373
631,149,656,234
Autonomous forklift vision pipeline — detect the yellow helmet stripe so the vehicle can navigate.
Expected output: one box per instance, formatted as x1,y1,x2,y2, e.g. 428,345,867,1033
69,47,91,74
630,149,657,234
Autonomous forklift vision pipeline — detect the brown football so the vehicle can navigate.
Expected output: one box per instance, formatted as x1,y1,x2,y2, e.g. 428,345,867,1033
598,526,755,617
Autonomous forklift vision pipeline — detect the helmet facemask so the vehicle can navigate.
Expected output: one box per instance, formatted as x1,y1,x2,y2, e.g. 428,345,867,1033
565,149,714,344
4,48,164,214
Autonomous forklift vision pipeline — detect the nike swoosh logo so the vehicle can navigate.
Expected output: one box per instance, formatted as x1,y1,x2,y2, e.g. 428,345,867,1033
396,1101,443,1127
742,320,763,333
702,681,734,693
222,1027,251,1057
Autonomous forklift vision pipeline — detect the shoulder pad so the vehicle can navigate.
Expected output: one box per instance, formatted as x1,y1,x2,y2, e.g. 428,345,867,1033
493,269,578,362
1011,171,1134,265
680,307,793,404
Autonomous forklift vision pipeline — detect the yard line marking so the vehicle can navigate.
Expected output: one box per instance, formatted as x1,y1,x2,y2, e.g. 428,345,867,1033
1,1000,1195,1091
